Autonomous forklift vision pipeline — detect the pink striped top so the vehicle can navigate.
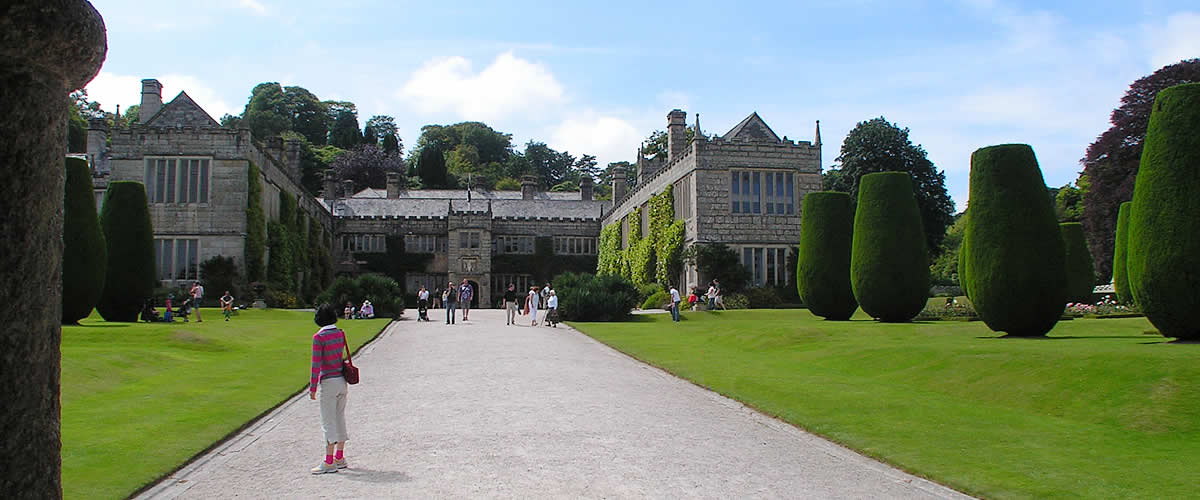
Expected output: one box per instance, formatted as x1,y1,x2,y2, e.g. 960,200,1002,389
310,325,346,392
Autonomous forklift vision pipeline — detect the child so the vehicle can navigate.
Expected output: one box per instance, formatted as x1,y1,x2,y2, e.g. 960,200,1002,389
220,291,234,321
164,295,175,322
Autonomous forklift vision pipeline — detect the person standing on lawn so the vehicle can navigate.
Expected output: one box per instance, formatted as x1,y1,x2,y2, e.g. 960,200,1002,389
220,291,234,321
459,279,473,321
309,303,350,474
503,283,518,325
190,281,204,322
669,285,681,322
444,281,458,324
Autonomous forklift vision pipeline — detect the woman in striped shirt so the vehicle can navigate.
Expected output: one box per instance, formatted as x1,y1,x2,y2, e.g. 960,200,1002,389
310,304,350,474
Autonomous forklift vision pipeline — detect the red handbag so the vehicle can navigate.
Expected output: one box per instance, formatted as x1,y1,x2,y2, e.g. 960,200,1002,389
342,342,359,385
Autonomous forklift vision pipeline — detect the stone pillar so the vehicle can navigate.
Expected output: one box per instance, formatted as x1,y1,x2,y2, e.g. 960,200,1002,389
342,179,355,199
140,78,162,123
284,138,301,185
613,169,628,201
266,136,284,165
323,169,337,200
386,172,401,199
521,175,537,200
0,1,106,496
667,109,687,163
580,176,593,201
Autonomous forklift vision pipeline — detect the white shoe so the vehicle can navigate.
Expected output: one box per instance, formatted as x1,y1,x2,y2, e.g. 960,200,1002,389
311,462,338,474
334,458,348,469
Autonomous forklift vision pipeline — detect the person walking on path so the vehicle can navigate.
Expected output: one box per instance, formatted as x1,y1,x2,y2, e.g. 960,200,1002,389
417,286,430,322
545,290,559,327
669,285,681,322
540,283,551,309
432,287,442,309
706,282,717,310
220,291,234,321
308,304,350,474
459,279,474,321
503,283,518,325
190,281,205,322
444,281,458,325
527,286,540,326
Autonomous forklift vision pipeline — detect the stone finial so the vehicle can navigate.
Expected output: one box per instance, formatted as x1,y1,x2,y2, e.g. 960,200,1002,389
814,120,821,147
694,113,703,141
342,179,355,199
521,175,538,200
0,0,107,495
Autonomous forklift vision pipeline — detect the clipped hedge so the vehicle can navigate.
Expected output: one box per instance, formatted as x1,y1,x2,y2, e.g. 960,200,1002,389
1060,222,1095,302
963,144,1065,337
1112,201,1133,304
796,191,858,320
850,172,929,322
1127,83,1200,340
62,157,107,324
554,271,639,321
97,181,157,322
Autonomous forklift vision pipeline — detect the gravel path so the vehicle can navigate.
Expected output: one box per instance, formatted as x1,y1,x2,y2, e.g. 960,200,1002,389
137,310,972,499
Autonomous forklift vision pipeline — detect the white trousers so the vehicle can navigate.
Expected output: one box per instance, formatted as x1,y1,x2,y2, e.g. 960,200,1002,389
319,376,349,444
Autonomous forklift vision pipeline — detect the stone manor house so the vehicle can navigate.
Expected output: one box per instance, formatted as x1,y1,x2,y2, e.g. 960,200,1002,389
86,78,821,307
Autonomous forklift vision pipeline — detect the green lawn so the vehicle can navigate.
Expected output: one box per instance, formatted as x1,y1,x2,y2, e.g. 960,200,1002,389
61,309,391,500
570,310,1199,499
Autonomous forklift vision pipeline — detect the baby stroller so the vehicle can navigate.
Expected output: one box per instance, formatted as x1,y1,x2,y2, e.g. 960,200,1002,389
176,297,192,322
417,299,430,322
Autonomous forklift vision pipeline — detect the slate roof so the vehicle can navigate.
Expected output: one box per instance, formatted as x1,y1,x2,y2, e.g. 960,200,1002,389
722,112,781,143
144,91,221,128
326,189,610,220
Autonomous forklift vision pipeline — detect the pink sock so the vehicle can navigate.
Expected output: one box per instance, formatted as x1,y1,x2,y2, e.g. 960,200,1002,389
335,450,344,460
325,455,334,464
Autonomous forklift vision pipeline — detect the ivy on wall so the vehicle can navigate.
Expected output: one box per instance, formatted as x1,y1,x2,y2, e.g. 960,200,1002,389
245,162,267,282
597,222,623,275
597,186,685,287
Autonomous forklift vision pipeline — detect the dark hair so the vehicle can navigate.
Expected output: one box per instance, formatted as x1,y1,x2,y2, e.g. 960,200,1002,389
314,303,339,327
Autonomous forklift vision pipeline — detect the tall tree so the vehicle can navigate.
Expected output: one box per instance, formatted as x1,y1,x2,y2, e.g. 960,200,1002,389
242,82,291,139
523,141,574,188
365,115,399,149
599,161,637,192
325,101,362,149
1079,58,1200,281
832,116,955,255
283,86,328,145
331,144,405,191
642,127,694,159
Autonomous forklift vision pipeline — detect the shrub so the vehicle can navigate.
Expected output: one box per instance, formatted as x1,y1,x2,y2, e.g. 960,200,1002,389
199,256,239,303
850,172,929,322
682,243,749,293
743,287,784,309
553,271,639,321
1060,223,1095,302
635,282,663,301
1127,83,1200,340
963,144,1066,337
796,191,858,320
642,290,672,310
1112,201,1133,304
722,293,749,309
264,288,300,309
316,273,404,317
62,157,106,324
97,181,157,322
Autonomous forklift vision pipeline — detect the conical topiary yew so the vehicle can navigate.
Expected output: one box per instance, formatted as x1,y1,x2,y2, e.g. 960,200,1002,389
964,144,1065,337
1060,222,1095,303
1112,201,1133,304
62,157,106,323
797,192,857,320
97,181,157,322
850,172,928,322
1127,83,1200,340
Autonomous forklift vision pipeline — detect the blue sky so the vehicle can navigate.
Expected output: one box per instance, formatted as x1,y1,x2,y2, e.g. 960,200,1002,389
85,0,1199,211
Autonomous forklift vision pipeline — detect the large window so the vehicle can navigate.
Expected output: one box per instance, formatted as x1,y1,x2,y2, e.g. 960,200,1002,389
459,231,481,249
495,235,534,254
342,234,386,253
742,246,790,286
155,238,199,281
492,273,533,305
144,158,210,204
554,236,596,255
731,170,794,215
404,234,446,253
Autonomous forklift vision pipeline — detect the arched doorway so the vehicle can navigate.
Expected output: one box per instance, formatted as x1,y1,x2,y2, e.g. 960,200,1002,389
467,280,480,309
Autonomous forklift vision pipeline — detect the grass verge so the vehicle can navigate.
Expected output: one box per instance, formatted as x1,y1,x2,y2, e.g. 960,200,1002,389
569,309,1198,499
62,308,391,499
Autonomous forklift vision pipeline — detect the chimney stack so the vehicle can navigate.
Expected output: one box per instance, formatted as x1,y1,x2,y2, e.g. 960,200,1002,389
342,180,355,199
667,109,687,163
386,172,401,199
323,170,337,200
613,168,627,201
139,79,163,124
580,176,593,201
521,175,537,200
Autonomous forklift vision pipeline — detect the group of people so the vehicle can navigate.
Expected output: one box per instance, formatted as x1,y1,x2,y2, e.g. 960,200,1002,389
502,282,557,327
139,282,237,322
342,300,375,320
690,279,726,311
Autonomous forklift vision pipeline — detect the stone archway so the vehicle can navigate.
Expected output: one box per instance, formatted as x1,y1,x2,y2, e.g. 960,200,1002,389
467,280,480,309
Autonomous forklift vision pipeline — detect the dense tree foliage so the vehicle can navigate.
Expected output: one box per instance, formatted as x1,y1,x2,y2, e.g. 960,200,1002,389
796,192,858,320
1060,223,1096,302
62,157,106,324
327,101,362,149
409,122,601,190
1127,83,1200,340
963,144,1065,337
364,115,401,152
97,182,156,322
850,172,929,322
331,144,405,191
1079,59,1200,281
929,213,967,285
828,117,955,255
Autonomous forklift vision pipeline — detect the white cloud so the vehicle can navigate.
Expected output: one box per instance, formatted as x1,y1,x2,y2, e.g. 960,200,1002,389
1145,12,1200,69
83,71,237,120
236,0,268,15
399,52,565,121
549,114,642,168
